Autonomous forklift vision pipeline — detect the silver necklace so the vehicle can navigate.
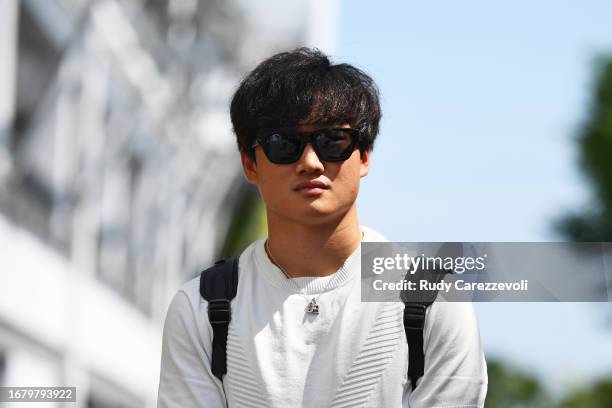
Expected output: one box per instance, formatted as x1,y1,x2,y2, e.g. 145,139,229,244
264,239,335,315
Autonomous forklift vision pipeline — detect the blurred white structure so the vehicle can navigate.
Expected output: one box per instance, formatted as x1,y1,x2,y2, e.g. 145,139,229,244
0,0,337,406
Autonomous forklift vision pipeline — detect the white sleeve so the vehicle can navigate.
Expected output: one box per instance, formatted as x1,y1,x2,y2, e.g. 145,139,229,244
407,301,488,408
157,289,227,408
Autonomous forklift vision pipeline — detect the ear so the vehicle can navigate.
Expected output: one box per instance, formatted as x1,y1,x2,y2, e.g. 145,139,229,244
240,149,259,185
359,148,370,178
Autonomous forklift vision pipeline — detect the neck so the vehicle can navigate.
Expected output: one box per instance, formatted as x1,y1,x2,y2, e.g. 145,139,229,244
265,204,363,278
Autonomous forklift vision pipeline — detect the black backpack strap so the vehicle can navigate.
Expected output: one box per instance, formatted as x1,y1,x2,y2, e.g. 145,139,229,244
199,256,239,382
404,302,428,390
402,265,450,390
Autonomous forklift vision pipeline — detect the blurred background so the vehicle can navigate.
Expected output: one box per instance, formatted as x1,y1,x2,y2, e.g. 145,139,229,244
0,0,611,407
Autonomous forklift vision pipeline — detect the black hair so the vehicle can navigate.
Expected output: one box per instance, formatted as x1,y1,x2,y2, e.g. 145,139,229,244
230,47,382,159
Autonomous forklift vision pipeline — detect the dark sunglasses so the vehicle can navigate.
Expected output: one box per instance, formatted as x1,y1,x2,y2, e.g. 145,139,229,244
251,128,362,164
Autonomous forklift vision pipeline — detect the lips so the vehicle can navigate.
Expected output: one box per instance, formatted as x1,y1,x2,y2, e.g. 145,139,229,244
294,181,329,197
294,180,330,191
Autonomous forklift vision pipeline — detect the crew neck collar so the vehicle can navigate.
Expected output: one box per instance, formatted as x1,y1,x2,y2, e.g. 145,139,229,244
253,226,379,295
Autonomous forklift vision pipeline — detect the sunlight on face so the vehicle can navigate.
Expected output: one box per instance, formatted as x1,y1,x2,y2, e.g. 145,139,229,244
241,123,370,227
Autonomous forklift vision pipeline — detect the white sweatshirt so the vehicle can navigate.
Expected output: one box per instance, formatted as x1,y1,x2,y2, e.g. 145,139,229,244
157,226,488,407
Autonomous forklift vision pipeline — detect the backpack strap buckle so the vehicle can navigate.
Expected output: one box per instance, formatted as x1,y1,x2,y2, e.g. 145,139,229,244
208,299,231,324
403,303,427,330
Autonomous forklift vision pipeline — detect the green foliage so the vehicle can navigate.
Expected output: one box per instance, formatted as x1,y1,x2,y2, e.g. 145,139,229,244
486,358,612,407
558,56,612,241
557,378,612,408
485,359,553,408
220,186,267,258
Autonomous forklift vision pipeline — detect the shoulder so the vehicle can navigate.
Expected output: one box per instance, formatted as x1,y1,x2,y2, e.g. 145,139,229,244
162,276,206,340
361,225,389,242
425,301,480,340
164,239,261,326
175,275,202,307
422,300,484,365
410,301,487,404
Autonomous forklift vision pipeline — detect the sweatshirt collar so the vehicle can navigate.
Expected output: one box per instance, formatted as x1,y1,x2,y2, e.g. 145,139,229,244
253,226,382,295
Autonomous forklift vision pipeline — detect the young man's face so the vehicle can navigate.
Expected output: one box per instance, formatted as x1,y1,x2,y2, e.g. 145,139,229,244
240,123,370,227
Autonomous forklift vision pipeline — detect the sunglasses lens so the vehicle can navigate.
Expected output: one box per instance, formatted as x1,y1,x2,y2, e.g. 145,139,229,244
261,133,302,163
258,129,358,163
315,129,355,161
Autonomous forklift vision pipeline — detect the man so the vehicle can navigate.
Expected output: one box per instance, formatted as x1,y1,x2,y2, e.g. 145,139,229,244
157,48,488,407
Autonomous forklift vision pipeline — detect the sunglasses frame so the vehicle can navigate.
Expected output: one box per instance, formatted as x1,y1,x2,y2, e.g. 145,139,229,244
250,128,362,164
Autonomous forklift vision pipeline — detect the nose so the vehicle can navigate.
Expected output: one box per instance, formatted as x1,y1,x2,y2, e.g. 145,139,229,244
295,143,324,174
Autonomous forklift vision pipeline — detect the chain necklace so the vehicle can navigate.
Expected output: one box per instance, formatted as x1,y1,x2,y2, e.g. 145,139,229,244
264,231,364,315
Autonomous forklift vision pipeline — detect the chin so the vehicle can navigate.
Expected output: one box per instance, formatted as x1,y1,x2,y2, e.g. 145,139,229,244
300,201,352,224
270,196,351,223
300,197,336,212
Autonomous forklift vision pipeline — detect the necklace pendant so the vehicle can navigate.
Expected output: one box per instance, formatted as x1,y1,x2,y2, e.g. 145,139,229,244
306,298,319,314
